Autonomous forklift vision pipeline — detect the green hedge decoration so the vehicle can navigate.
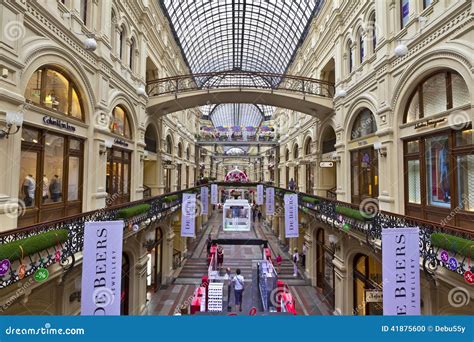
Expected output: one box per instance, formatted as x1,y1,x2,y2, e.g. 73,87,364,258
117,204,151,219
163,194,179,203
0,229,68,262
336,206,371,221
431,233,474,257
302,196,319,204
301,207,309,213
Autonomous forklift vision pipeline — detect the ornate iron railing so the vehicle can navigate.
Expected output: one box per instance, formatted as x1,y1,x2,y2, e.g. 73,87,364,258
267,185,474,280
1,182,472,289
0,187,201,289
146,71,335,98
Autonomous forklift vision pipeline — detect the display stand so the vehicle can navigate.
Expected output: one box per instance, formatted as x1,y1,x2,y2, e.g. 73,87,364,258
222,199,251,231
207,282,224,312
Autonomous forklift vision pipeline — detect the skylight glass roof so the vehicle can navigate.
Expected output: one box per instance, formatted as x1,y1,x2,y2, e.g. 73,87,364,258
161,0,321,76
201,103,275,128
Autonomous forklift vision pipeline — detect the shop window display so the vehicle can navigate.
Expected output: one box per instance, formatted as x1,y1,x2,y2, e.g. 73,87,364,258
353,254,382,316
404,70,469,123
404,128,474,227
110,106,132,138
18,127,83,227
25,67,84,120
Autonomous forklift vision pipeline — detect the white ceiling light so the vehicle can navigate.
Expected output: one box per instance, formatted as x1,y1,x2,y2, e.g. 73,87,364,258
394,42,408,57
84,37,97,51
136,86,146,96
335,88,347,98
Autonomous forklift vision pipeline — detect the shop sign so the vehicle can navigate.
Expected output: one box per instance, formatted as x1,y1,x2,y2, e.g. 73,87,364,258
114,138,129,147
181,193,196,237
256,184,264,205
43,116,76,132
210,184,218,204
414,118,445,129
319,161,334,168
163,163,176,170
382,227,420,316
284,193,299,238
200,187,209,215
365,290,383,303
265,187,275,215
81,221,124,316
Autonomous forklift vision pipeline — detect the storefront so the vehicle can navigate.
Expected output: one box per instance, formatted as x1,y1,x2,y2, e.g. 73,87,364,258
146,227,163,292
315,229,335,310
105,105,133,206
353,253,382,316
19,66,86,227
348,109,379,205
401,70,472,228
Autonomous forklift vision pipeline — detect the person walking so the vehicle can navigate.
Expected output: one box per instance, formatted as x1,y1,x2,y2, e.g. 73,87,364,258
301,244,307,268
217,246,224,270
232,268,245,312
257,210,262,222
224,267,233,311
206,233,212,255
276,254,282,273
292,248,299,277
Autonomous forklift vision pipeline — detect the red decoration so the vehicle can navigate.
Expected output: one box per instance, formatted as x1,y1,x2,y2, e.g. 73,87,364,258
464,270,474,284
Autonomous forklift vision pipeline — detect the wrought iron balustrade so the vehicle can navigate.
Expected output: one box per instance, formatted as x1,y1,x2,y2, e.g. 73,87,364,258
0,186,201,289
146,71,335,98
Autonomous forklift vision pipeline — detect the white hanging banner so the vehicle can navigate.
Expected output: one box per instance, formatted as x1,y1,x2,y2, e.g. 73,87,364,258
382,227,420,316
284,193,299,238
181,193,196,237
200,187,209,215
81,221,124,316
256,185,264,205
265,187,275,215
211,184,218,204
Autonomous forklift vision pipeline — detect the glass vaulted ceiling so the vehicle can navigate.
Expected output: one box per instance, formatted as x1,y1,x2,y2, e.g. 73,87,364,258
161,0,321,127
202,103,274,128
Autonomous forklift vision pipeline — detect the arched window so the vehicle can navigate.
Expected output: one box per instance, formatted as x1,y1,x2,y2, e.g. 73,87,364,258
80,0,88,25
166,135,173,154
293,144,299,159
368,12,376,53
177,142,183,158
400,0,409,28
110,106,132,138
347,40,353,74
119,25,125,60
145,125,157,153
404,70,469,123
129,38,135,70
358,30,364,64
351,109,377,140
186,147,190,159
305,138,312,155
285,148,290,161
25,66,84,120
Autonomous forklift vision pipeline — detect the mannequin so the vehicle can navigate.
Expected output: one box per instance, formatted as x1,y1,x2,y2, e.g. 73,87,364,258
22,174,36,207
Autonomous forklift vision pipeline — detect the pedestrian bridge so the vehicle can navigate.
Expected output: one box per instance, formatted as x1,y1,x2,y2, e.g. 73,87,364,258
146,71,335,118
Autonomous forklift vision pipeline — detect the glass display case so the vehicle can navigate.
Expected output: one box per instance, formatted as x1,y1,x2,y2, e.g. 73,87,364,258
222,199,251,231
